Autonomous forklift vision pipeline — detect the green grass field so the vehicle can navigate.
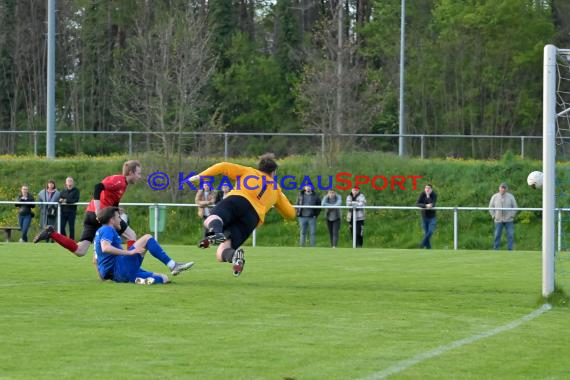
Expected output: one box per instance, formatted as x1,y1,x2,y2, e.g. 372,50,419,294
1,243,569,379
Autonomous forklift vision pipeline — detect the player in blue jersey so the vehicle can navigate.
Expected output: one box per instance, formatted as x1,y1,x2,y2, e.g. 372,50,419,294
94,207,194,284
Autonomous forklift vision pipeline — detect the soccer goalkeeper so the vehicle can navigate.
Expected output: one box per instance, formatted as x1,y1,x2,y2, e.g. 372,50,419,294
190,153,295,276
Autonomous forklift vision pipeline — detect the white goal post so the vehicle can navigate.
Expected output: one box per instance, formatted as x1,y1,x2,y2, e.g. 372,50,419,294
543,45,570,297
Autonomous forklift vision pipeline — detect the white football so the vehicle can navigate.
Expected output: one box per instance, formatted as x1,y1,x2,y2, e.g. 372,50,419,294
527,171,543,189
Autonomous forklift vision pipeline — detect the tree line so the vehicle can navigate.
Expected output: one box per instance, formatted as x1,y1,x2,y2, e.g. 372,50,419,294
0,0,568,158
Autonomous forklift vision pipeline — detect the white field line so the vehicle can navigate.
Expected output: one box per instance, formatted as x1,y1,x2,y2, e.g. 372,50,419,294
361,304,552,380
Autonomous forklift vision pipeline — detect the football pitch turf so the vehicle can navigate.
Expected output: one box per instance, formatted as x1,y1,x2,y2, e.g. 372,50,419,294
1,244,569,379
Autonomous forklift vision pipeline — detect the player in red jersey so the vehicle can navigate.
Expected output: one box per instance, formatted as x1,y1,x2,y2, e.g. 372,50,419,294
33,160,142,257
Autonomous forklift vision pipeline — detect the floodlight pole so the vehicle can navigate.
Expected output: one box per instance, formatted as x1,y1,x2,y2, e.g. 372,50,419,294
46,0,56,159
542,44,557,297
335,0,343,135
398,0,406,157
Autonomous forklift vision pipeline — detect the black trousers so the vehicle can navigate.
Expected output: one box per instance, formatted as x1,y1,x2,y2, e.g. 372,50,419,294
61,211,77,240
326,219,340,247
348,220,364,247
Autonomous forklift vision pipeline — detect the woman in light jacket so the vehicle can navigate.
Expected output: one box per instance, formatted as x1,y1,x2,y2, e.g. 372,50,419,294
322,190,342,248
38,180,60,237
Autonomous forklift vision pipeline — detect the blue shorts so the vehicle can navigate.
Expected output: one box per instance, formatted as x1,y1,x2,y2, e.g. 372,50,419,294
111,249,155,283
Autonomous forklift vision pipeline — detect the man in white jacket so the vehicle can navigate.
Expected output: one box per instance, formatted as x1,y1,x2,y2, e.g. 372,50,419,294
489,183,518,250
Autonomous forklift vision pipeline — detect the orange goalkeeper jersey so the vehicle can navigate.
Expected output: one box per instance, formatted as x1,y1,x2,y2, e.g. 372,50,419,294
198,162,295,224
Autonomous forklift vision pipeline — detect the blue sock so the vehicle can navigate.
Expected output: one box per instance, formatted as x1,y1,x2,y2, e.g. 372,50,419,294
146,237,173,268
151,275,165,284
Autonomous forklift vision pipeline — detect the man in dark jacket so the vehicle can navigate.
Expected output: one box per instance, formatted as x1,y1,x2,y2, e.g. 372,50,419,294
296,185,321,247
416,184,437,249
59,177,80,239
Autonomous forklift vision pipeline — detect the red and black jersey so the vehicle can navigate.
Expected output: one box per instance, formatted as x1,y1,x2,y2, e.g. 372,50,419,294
86,175,128,212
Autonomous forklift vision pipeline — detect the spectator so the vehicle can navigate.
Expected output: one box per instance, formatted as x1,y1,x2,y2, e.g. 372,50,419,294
322,190,342,248
196,183,216,236
489,182,518,250
296,185,321,247
215,184,231,205
59,177,80,240
38,180,60,239
346,186,366,248
416,184,437,249
15,185,35,242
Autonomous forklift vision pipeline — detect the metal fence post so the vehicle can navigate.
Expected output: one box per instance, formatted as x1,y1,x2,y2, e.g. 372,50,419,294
352,208,357,249
33,132,38,156
128,132,133,156
252,228,256,247
154,204,159,242
453,208,458,250
420,135,425,159
224,133,229,160
520,136,525,159
57,203,61,233
558,209,562,252
321,133,325,158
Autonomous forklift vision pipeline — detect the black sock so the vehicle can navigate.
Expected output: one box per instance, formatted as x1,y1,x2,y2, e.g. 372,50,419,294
208,219,223,234
221,248,235,262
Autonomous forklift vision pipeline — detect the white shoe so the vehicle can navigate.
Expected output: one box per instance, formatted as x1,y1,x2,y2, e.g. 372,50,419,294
232,248,245,277
171,261,195,276
135,277,155,285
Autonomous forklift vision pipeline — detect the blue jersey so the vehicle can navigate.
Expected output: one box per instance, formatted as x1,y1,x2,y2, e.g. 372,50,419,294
94,225,123,278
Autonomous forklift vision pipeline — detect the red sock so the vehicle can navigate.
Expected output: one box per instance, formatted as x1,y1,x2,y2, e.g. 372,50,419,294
51,232,79,253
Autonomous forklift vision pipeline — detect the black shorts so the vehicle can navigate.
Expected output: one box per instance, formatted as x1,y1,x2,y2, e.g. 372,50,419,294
79,211,128,243
212,195,259,250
